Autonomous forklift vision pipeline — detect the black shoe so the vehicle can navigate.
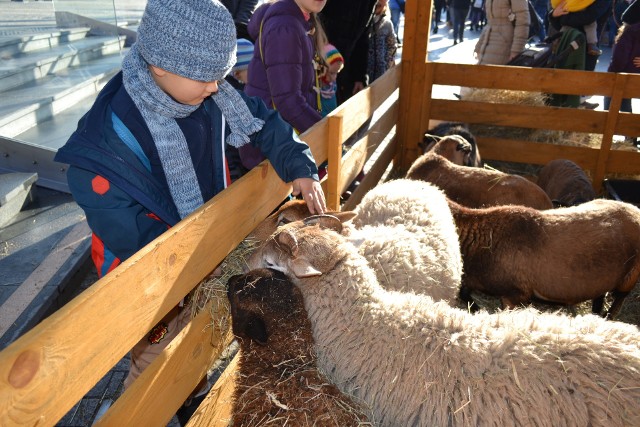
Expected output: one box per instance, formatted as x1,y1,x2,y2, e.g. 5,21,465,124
579,100,599,110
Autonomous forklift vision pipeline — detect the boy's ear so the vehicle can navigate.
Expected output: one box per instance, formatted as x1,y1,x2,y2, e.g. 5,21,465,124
149,65,167,77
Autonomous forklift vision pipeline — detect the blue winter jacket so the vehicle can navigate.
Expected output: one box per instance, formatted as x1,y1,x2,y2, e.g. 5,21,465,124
55,72,318,277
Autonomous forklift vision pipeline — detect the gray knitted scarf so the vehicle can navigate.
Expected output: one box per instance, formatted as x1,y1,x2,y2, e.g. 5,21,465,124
122,44,264,219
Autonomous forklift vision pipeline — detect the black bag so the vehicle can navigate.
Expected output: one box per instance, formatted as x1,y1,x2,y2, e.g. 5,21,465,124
506,31,583,68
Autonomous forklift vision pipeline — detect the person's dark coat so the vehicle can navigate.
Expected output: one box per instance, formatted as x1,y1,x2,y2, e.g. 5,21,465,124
221,0,259,40
320,0,377,104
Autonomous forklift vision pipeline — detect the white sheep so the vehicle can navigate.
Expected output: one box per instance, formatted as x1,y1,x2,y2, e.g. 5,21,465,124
247,179,463,304
250,216,640,427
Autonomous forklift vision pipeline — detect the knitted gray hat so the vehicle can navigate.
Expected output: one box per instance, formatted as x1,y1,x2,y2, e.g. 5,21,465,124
137,0,237,82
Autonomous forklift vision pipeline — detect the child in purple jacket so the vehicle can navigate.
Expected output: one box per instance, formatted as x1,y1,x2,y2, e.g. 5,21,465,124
604,0,640,126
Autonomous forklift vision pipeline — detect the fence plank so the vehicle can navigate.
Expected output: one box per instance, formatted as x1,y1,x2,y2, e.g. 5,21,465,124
343,136,398,211
327,115,344,211
186,354,239,427
0,164,291,426
477,137,601,169
594,73,628,191
95,303,234,427
429,99,606,134
432,62,617,96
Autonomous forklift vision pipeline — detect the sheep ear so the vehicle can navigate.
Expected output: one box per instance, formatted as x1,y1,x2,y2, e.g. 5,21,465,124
332,211,357,223
276,230,299,257
290,258,322,278
303,215,343,233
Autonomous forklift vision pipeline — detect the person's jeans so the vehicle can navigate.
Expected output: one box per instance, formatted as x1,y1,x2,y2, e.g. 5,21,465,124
533,0,548,42
390,8,402,41
604,96,633,113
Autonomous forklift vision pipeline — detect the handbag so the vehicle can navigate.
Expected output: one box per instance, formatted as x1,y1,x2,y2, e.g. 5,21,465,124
509,0,545,41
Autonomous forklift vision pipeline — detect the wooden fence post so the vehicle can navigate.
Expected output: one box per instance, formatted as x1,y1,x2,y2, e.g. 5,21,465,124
326,114,344,211
396,0,433,173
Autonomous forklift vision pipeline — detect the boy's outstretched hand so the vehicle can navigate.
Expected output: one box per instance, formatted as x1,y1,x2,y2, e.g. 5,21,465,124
292,177,326,214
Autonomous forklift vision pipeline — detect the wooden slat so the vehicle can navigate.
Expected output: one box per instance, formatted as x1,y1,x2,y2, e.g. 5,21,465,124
429,99,606,134
327,115,344,211
626,73,640,97
95,303,234,427
594,73,628,192
606,150,640,175
337,101,399,195
343,136,398,211
432,62,616,97
476,137,601,169
0,164,291,426
186,354,239,427
300,118,329,165
616,113,640,137
330,64,400,142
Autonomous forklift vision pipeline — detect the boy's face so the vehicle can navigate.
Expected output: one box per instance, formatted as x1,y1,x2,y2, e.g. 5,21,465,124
234,69,249,84
149,65,219,105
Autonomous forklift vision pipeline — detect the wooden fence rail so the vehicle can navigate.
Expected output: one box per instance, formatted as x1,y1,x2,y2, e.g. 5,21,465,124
0,63,400,426
2,0,640,422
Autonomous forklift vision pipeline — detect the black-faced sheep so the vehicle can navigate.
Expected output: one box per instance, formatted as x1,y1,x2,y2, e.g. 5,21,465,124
247,179,463,304
449,198,640,318
421,121,483,167
250,216,640,427
227,269,372,426
406,136,554,210
536,159,596,207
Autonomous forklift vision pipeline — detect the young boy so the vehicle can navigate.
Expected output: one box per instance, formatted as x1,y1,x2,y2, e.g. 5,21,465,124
54,0,325,405
227,38,254,90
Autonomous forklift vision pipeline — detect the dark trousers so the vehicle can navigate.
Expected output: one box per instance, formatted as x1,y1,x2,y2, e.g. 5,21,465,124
452,7,469,41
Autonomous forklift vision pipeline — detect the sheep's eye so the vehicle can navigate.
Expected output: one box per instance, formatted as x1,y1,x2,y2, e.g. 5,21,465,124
277,216,291,226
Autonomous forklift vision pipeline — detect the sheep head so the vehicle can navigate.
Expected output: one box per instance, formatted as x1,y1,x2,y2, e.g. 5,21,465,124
431,135,473,166
248,199,357,244
250,215,345,279
227,269,309,348
246,207,356,272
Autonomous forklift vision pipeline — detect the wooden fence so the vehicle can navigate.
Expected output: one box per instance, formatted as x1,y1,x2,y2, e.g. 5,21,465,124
1,0,640,424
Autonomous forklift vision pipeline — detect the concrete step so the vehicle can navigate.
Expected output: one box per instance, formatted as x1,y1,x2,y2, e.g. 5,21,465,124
0,53,123,138
0,33,124,92
0,171,38,227
0,27,90,58
0,185,91,351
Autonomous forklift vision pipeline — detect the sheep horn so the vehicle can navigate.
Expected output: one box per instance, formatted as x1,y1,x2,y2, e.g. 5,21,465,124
303,215,343,234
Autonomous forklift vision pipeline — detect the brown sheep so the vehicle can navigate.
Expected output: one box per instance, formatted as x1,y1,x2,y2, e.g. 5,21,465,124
227,269,372,427
406,136,554,209
450,198,640,318
536,159,596,207
421,121,483,167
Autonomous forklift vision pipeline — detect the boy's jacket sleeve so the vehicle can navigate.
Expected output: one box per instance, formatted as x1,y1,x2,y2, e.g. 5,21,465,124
242,91,320,182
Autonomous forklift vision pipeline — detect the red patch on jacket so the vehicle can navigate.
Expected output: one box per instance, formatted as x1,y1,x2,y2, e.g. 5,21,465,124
91,176,110,195
148,322,169,344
